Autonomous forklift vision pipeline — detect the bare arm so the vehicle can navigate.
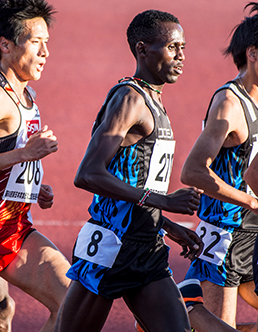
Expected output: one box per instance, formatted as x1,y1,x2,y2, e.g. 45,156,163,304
75,87,201,215
181,89,258,213
0,125,58,171
162,216,203,259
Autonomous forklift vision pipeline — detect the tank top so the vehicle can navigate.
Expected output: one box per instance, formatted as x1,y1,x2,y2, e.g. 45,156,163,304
0,72,43,223
88,80,176,240
199,80,258,231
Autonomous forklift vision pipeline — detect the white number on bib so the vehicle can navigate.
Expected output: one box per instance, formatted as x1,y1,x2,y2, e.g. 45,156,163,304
196,221,232,266
144,139,175,194
2,160,43,203
74,222,122,268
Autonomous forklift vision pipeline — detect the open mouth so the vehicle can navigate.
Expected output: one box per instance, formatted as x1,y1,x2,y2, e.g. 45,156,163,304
174,65,183,75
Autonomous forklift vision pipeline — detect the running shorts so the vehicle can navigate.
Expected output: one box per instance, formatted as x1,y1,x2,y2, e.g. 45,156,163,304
185,228,257,287
67,233,173,299
0,216,35,271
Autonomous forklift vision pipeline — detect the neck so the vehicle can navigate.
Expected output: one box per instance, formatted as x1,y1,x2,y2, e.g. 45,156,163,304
119,76,163,94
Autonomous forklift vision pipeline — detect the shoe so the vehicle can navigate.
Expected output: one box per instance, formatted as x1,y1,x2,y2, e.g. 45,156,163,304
177,278,203,312
135,320,145,332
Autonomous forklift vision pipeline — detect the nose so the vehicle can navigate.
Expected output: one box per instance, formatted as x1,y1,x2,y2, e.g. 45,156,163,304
39,42,49,58
176,47,185,61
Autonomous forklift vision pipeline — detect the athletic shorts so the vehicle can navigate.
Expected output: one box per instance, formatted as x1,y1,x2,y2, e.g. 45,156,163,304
0,216,35,271
185,228,257,287
67,233,172,299
252,234,258,294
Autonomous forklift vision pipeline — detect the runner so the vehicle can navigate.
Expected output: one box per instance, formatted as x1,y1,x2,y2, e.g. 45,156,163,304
0,1,71,331
181,2,258,331
55,9,202,332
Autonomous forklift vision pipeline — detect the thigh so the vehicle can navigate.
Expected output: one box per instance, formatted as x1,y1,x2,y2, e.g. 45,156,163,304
0,230,71,312
56,280,113,332
201,280,238,327
238,281,258,310
123,277,191,332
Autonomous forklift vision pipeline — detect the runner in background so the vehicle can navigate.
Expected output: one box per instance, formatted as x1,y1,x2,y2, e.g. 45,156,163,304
0,1,71,331
181,3,258,331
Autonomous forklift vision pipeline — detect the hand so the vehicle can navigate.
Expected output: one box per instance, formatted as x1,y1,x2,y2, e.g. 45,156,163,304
23,125,58,161
163,217,203,260
38,184,54,209
166,187,203,215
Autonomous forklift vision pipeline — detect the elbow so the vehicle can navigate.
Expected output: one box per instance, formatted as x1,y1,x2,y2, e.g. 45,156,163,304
180,164,193,186
74,169,93,191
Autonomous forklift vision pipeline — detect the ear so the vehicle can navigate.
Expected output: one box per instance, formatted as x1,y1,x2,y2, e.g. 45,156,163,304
135,41,146,58
247,46,257,62
0,37,11,54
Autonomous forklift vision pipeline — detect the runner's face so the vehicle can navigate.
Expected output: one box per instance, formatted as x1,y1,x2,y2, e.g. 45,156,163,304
9,17,49,82
145,22,185,84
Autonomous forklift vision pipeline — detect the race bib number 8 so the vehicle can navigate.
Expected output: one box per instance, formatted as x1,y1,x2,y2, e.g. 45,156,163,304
196,221,232,266
2,160,43,204
74,222,122,268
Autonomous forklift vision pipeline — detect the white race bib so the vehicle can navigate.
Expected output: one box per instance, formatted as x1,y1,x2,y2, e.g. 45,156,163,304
144,139,175,194
74,222,122,268
2,159,43,204
196,220,232,266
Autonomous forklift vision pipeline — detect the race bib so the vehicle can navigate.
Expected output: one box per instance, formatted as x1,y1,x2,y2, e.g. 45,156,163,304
144,139,175,194
74,222,122,268
2,159,43,204
196,220,232,266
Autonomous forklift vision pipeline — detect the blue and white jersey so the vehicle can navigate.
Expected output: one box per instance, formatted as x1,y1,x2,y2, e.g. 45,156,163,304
88,80,175,240
198,80,258,231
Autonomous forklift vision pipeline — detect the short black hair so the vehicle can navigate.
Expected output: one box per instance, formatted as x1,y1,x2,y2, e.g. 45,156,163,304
224,2,258,69
127,9,180,58
0,0,56,46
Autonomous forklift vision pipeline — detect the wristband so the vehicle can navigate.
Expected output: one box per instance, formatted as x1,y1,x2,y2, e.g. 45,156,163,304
137,188,151,206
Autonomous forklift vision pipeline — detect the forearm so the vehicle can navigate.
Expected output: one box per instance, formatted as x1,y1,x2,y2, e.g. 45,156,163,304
181,165,257,211
0,148,27,170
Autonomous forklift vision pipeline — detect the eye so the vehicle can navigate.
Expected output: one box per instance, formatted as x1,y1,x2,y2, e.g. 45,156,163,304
168,44,176,50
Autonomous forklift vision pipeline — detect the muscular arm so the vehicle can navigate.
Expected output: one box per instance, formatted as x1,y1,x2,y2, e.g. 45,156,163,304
181,89,258,213
75,86,201,215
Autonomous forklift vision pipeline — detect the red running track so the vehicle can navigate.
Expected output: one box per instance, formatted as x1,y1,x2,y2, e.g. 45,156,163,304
8,0,257,330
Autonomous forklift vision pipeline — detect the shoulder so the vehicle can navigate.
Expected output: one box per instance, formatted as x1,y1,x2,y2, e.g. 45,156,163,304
105,84,147,120
0,88,17,119
208,87,243,121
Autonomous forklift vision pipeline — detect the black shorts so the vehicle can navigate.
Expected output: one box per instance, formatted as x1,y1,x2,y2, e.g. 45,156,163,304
186,228,257,287
68,234,172,299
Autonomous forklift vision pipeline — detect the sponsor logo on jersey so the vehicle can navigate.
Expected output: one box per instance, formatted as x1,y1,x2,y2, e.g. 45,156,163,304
26,120,39,138
158,128,173,139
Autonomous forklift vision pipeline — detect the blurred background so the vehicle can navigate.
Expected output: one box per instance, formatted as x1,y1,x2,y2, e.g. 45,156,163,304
9,1,256,330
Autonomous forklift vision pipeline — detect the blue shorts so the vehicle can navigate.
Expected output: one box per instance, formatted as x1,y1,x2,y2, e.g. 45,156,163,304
67,234,172,299
185,228,256,287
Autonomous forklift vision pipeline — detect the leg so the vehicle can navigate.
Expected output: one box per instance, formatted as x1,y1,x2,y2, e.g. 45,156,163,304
201,280,238,327
0,231,71,332
123,277,191,332
188,304,240,332
0,278,15,332
237,281,258,332
55,280,113,332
